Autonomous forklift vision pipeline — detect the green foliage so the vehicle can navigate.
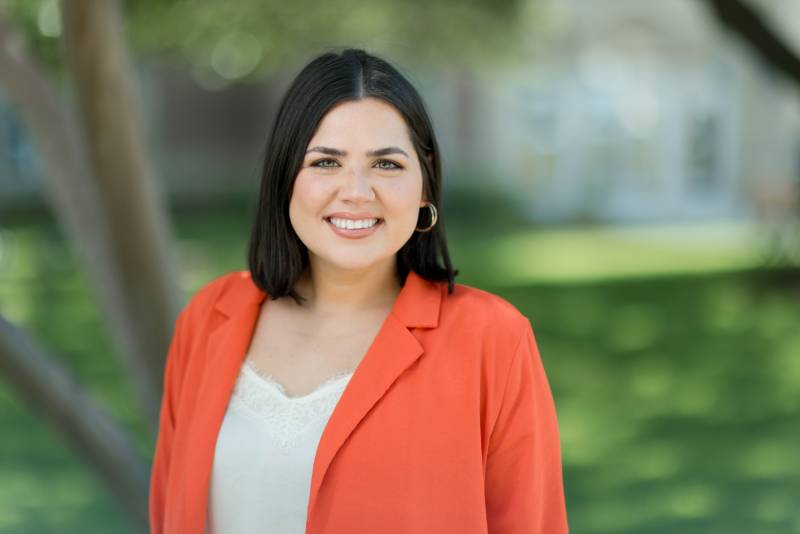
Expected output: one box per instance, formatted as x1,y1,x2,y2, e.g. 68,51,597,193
3,0,541,85
2,0,65,78
444,182,532,233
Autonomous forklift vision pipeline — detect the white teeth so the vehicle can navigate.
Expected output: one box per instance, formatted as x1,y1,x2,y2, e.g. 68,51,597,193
329,217,379,230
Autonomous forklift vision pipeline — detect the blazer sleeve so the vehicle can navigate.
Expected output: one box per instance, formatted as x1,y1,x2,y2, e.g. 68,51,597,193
149,307,189,534
484,319,569,534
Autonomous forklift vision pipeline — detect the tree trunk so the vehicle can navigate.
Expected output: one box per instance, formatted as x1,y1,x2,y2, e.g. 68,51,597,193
59,0,183,429
0,315,150,530
0,3,184,527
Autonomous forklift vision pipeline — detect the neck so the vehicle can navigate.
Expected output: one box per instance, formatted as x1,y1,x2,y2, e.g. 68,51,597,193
293,257,401,316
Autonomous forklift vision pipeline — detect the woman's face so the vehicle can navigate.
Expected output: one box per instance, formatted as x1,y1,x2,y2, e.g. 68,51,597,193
290,97,427,276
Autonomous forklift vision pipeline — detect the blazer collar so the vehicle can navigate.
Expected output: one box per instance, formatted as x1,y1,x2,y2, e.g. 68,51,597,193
185,269,444,533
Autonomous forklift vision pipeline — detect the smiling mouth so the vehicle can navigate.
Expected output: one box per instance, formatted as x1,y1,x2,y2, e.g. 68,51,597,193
323,216,384,228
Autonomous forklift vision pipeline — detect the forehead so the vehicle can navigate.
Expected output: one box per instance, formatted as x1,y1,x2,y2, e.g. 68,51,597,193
310,98,412,147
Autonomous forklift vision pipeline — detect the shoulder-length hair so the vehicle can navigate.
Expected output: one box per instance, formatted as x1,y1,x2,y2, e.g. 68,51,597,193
247,47,459,305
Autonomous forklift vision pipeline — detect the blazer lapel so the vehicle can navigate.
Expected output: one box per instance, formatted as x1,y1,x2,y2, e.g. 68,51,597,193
182,270,443,534
306,270,443,522
182,272,265,534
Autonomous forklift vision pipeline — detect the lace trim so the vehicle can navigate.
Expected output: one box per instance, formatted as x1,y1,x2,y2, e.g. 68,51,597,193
243,359,355,400
227,360,355,452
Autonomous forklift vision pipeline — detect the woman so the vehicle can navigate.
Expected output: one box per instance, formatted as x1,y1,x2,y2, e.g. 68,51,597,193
149,48,568,534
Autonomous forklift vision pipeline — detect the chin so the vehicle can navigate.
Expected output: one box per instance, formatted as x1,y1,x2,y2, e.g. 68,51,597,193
334,258,382,271
324,252,394,272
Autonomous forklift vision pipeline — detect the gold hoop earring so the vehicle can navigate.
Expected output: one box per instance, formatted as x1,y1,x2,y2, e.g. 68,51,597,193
416,201,438,232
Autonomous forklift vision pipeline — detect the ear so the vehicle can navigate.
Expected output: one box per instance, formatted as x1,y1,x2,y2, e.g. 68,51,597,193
426,153,433,167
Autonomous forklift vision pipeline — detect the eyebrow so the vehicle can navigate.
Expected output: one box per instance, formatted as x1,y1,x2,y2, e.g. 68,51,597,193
305,146,410,158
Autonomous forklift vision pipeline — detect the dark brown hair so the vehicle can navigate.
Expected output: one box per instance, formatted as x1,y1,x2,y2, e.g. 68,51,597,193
247,47,458,305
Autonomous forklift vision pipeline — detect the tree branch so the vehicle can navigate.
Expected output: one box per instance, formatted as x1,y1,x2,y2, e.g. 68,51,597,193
701,0,800,89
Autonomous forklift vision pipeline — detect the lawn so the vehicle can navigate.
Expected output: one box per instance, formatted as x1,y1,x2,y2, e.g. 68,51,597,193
0,206,798,533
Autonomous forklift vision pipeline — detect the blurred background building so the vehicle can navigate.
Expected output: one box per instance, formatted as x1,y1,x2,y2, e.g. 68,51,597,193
2,0,800,225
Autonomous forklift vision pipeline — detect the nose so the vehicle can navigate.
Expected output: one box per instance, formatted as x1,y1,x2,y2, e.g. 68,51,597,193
340,167,375,201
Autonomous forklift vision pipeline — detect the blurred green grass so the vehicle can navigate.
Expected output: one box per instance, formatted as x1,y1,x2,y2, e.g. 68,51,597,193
0,205,798,533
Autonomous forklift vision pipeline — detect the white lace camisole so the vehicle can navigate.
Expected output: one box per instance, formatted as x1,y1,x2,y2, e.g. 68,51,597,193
205,358,355,534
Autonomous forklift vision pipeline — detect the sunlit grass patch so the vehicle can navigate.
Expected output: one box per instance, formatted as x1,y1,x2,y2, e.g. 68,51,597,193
457,220,776,285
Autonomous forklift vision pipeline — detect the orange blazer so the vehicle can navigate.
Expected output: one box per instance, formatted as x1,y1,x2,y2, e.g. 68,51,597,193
149,269,569,533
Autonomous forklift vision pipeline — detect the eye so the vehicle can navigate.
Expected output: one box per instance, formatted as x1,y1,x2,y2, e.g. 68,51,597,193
376,159,403,170
310,158,404,170
311,158,339,168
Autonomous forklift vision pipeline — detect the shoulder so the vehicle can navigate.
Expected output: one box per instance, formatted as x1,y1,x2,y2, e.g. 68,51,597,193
175,269,247,327
441,280,531,342
435,281,538,394
184,270,242,310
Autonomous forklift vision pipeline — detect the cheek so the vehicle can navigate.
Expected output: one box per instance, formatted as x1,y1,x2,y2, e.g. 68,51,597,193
290,175,328,218
385,179,423,220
